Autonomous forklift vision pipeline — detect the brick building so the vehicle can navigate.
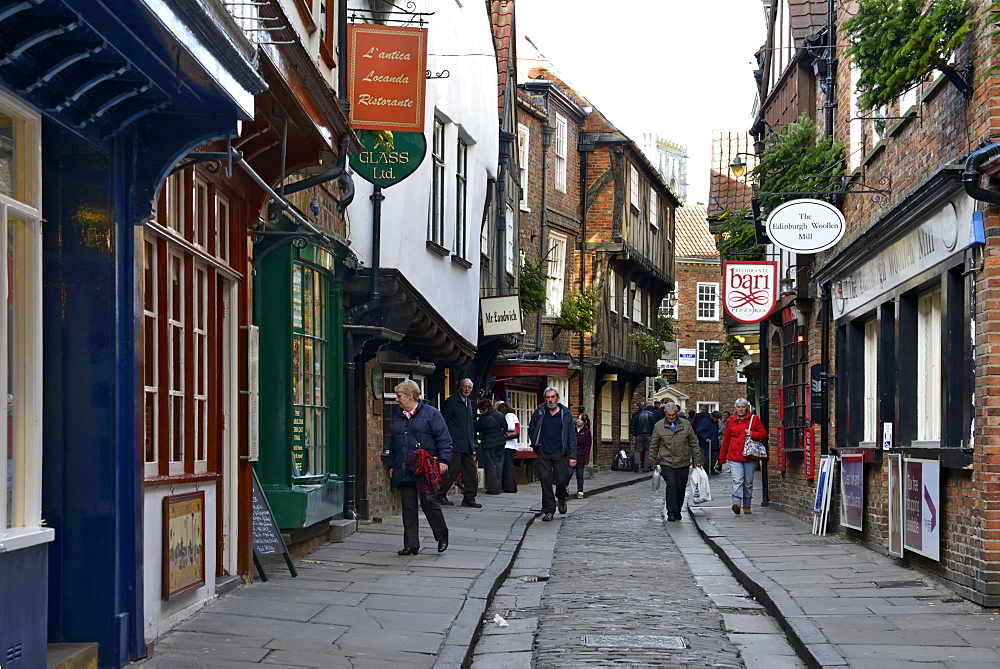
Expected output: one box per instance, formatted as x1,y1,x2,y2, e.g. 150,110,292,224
657,203,746,414
739,0,1000,605
493,36,678,469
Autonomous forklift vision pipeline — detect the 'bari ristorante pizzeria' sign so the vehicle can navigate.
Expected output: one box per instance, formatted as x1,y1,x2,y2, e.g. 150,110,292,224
347,24,427,132
722,261,778,324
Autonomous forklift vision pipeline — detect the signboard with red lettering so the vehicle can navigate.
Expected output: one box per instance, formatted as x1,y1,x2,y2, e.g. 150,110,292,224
804,427,815,479
722,261,778,324
347,24,427,132
903,458,940,561
840,453,864,530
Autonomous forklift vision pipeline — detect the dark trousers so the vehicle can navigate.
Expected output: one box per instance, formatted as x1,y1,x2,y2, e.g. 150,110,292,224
699,441,720,472
662,464,691,519
502,448,517,493
399,483,448,549
481,447,504,495
633,435,652,471
565,465,585,493
537,450,569,514
438,451,478,502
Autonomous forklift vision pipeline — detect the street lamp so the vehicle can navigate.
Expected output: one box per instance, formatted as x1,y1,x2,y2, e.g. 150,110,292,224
729,153,756,178
666,291,678,309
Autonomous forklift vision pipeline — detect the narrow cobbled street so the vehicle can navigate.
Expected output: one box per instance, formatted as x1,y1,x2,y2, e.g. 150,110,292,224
475,481,801,667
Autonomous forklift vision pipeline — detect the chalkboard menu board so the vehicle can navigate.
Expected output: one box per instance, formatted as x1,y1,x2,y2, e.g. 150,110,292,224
251,471,297,580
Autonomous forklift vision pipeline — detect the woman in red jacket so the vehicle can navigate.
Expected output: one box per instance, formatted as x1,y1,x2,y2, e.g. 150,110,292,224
718,398,768,515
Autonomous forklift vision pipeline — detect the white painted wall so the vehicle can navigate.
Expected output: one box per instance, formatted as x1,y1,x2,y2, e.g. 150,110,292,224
143,484,219,641
347,1,499,346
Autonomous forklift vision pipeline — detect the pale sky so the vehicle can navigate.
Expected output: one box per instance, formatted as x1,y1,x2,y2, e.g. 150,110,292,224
514,0,767,205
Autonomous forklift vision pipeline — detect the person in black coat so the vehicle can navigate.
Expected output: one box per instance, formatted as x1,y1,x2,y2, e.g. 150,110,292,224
476,398,507,495
387,379,451,555
438,378,481,507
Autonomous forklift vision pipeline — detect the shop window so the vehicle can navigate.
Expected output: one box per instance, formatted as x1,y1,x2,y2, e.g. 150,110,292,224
554,113,567,192
292,264,328,476
600,383,612,440
619,384,630,441
917,290,941,441
507,390,535,448
144,167,236,479
696,282,719,320
2,97,43,538
697,340,720,381
782,320,807,452
545,232,567,317
863,319,878,442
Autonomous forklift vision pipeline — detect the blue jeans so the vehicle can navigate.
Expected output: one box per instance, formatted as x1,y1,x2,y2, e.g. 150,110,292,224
730,460,757,507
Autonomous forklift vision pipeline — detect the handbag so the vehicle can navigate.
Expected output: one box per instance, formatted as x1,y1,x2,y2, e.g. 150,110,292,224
742,414,767,460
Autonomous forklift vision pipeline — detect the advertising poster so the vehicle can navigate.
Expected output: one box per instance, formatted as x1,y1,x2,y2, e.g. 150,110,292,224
903,458,940,561
887,453,903,557
840,453,864,530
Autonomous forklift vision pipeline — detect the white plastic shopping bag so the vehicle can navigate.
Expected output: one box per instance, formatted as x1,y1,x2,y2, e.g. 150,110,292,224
651,465,662,491
690,466,712,504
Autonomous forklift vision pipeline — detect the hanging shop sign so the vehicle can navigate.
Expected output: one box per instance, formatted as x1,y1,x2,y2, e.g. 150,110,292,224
723,261,778,324
840,453,864,531
347,24,427,132
903,458,940,561
480,295,523,337
350,130,427,187
765,198,845,254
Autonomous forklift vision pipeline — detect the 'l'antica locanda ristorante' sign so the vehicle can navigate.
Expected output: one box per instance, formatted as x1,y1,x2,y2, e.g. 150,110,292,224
723,261,778,324
347,24,427,132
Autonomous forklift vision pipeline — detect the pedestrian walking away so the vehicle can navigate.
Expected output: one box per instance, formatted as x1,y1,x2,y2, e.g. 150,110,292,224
567,413,591,498
476,398,507,495
648,401,701,521
648,399,665,424
438,378,482,508
694,409,721,474
629,401,656,472
718,397,768,515
386,380,450,555
496,401,520,493
528,387,577,521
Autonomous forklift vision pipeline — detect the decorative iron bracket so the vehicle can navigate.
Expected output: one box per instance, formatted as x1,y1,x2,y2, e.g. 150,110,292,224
756,173,892,207
348,1,434,26
169,139,234,178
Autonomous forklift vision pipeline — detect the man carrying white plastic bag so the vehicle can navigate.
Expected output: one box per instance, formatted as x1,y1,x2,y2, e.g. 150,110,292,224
648,402,702,521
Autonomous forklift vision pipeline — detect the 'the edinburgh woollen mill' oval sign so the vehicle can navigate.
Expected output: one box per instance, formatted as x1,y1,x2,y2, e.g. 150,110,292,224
765,198,846,254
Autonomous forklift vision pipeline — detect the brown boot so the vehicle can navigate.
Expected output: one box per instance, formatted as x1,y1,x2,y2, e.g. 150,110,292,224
731,503,741,515
743,506,752,514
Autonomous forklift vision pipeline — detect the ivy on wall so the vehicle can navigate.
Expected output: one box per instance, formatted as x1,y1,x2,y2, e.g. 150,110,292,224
558,288,600,334
843,0,973,110
518,258,549,314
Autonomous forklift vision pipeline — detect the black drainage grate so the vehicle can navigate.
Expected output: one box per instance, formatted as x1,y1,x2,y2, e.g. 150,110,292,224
873,580,924,589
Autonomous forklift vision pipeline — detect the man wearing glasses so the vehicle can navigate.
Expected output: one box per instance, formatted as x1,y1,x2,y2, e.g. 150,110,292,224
528,387,577,521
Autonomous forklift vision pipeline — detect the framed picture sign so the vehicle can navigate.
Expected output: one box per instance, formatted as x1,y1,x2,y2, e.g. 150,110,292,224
163,491,206,600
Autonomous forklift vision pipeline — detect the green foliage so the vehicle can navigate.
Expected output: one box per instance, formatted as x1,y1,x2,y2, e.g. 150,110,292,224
628,332,668,355
753,114,845,217
844,0,973,110
656,314,676,342
716,205,762,262
518,258,549,314
559,288,600,334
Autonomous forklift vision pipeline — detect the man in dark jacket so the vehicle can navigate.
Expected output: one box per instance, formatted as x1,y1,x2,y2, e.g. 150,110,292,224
695,410,722,474
476,398,507,495
630,402,656,472
528,387,577,521
648,400,666,424
438,378,481,507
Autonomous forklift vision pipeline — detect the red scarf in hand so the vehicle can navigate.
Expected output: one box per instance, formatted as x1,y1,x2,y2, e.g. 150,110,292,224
405,448,442,505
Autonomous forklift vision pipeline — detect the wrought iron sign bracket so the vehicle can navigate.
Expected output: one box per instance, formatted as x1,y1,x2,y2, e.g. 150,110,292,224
756,173,892,207
348,1,434,26
170,139,234,178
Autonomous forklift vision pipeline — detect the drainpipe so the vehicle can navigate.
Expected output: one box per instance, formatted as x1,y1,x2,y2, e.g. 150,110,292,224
820,282,831,455
341,185,384,520
963,142,1000,205
823,0,836,138
536,121,554,351
759,319,770,506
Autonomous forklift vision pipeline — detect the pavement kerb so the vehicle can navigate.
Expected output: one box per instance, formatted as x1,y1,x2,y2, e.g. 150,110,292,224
434,472,652,669
687,506,849,669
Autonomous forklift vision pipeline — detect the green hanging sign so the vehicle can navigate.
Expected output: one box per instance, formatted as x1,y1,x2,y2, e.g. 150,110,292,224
350,130,426,187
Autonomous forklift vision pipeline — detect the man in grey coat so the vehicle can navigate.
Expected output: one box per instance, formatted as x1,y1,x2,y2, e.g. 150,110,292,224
649,402,702,522
528,387,577,521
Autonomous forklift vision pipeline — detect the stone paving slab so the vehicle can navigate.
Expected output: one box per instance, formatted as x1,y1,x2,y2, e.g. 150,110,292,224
690,499,1000,669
